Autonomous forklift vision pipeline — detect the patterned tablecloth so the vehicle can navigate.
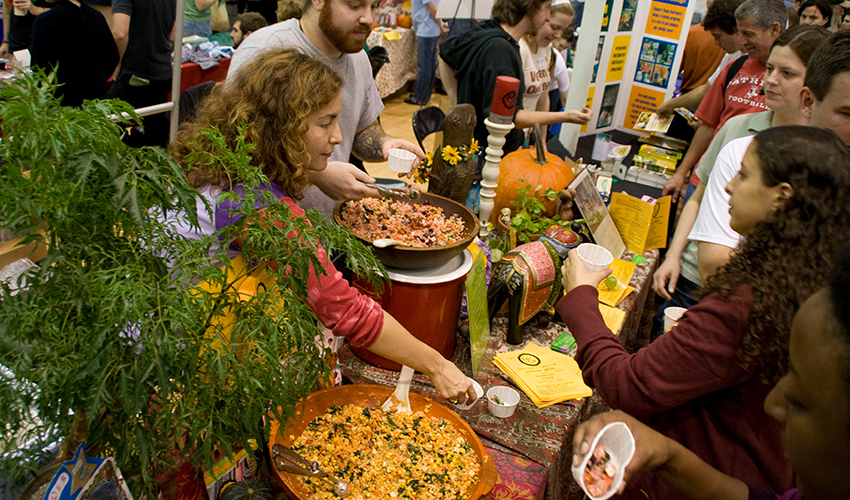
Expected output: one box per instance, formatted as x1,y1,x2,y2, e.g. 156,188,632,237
338,249,660,500
367,28,418,98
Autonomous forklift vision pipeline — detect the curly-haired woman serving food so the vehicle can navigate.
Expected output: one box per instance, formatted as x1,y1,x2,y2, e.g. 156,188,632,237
169,47,475,403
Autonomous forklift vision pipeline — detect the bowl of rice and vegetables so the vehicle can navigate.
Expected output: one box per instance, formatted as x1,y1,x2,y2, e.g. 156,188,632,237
334,192,479,270
270,384,498,499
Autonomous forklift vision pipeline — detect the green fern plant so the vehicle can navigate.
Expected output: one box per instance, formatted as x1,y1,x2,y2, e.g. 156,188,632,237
0,70,386,498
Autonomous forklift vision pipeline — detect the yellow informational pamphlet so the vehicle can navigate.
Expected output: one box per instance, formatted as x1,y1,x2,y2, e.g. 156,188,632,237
599,304,626,335
607,192,671,255
493,342,593,408
597,258,636,307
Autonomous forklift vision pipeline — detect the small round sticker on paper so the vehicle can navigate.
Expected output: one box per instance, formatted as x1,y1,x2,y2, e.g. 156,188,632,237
518,353,541,366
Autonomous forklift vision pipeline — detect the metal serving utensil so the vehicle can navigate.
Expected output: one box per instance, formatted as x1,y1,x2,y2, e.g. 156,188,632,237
362,182,421,201
272,443,350,498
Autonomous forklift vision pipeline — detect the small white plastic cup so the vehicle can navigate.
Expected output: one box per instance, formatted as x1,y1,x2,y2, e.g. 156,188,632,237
454,378,483,410
387,148,416,173
576,243,614,273
486,386,520,418
570,422,636,500
663,306,687,333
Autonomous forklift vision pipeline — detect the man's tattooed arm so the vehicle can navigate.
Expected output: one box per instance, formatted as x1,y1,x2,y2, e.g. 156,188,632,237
351,119,388,162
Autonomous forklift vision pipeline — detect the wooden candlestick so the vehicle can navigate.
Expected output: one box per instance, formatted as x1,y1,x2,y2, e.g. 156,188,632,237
479,118,515,237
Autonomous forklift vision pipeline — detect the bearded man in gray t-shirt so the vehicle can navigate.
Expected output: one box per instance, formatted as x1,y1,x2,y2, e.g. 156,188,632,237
227,0,425,216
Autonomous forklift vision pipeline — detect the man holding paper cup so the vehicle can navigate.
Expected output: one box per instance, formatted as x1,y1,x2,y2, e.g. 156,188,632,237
1,0,50,60
226,0,426,217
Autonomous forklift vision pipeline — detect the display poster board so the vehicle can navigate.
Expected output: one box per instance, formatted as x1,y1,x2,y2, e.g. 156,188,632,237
568,168,626,259
434,0,491,21
561,0,695,147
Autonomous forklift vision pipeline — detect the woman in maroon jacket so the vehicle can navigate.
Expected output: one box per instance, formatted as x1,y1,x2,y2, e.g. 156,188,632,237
555,126,850,499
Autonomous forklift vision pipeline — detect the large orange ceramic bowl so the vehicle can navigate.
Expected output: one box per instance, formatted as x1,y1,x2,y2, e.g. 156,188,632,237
333,192,480,270
269,384,498,499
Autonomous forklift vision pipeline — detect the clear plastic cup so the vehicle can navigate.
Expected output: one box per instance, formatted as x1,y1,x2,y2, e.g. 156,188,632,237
576,243,614,273
387,148,416,173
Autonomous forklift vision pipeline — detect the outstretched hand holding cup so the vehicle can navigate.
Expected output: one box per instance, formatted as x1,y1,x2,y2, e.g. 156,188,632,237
572,410,669,498
387,148,417,174
561,245,613,294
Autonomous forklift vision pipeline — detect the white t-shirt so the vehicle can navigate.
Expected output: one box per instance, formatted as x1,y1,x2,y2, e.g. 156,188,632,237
549,48,571,93
519,37,552,112
688,135,753,249
706,50,743,86
225,19,385,216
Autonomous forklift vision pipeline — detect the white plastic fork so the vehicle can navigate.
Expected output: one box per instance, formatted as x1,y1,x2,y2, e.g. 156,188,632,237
381,365,414,413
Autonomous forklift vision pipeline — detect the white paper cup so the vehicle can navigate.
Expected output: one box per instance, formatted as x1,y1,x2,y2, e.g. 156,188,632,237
486,386,520,418
663,306,687,333
454,378,483,410
387,148,416,173
576,243,614,273
13,7,26,15
570,422,636,500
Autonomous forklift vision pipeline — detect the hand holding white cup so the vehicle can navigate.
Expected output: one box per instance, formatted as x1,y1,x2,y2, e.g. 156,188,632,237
387,148,416,173
13,0,29,15
663,306,687,333
576,244,614,272
562,246,613,294
453,378,483,410
571,421,636,499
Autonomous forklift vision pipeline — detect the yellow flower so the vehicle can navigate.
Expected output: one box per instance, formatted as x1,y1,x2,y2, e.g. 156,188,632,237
442,145,462,166
469,139,479,154
425,151,434,167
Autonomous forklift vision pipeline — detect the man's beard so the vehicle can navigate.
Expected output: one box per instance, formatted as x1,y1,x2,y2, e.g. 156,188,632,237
319,1,371,54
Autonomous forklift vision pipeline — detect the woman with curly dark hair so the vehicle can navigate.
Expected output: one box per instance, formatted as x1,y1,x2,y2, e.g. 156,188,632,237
170,48,336,199
555,125,850,500
168,48,475,403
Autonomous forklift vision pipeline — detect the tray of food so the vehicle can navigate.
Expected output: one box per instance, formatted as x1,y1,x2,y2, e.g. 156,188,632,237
269,384,498,499
333,192,479,270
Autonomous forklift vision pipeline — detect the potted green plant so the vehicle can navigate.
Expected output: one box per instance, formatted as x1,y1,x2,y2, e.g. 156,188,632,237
0,71,386,498
487,180,599,262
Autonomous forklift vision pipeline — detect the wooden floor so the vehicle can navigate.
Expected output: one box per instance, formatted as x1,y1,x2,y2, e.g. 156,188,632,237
363,88,450,181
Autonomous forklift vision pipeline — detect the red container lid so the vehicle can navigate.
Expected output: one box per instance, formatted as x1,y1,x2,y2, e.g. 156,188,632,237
489,75,520,124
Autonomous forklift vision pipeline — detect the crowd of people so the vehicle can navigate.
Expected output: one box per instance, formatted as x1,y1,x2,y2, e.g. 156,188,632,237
7,0,850,497
561,1,850,499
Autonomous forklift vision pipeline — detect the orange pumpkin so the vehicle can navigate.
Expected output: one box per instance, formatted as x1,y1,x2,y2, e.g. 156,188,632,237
492,128,576,223
397,14,413,28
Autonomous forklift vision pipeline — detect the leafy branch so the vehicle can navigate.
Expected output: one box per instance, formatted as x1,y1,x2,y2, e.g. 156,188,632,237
0,71,387,498
508,180,600,245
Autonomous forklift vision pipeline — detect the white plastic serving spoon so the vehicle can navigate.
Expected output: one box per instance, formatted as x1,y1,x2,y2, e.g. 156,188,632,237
381,365,414,413
372,238,411,248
